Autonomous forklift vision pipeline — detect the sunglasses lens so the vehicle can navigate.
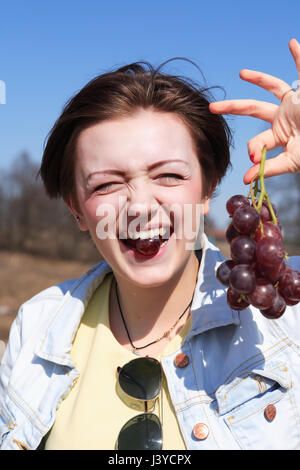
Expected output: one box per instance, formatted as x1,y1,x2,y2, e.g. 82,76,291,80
119,357,162,400
117,413,162,450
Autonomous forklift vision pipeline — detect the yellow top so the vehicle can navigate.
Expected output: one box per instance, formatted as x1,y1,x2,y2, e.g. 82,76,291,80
45,272,190,450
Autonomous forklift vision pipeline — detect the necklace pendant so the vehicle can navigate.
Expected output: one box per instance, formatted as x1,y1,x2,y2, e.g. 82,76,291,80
132,348,140,356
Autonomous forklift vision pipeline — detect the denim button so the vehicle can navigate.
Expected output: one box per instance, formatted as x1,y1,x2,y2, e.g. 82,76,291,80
193,423,209,440
264,404,276,422
174,353,189,368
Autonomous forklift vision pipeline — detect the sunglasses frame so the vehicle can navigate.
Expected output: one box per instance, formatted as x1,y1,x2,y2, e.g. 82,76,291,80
116,357,164,450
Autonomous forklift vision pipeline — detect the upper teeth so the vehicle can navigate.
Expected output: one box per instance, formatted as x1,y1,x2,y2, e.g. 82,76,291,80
121,227,168,240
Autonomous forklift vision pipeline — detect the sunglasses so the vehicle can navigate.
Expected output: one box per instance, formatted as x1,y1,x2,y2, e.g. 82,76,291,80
116,357,163,450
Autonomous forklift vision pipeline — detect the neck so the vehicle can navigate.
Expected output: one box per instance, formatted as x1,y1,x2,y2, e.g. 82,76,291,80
110,251,201,345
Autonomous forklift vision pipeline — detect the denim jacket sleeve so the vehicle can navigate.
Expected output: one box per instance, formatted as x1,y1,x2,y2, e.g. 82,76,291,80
0,261,112,450
0,296,69,450
0,281,79,449
0,306,22,445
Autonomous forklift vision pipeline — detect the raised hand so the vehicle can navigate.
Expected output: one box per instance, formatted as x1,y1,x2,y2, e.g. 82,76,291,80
209,39,300,184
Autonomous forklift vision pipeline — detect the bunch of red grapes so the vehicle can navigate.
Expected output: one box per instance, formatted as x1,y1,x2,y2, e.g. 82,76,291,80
217,194,300,319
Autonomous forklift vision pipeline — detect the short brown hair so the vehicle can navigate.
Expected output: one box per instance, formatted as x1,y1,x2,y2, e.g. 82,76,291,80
38,60,232,209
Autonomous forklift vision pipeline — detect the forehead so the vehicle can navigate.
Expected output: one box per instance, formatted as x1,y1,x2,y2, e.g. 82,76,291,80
75,109,199,174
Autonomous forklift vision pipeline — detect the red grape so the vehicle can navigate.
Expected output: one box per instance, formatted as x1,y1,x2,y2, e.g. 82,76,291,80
253,221,282,243
258,261,286,284
256,237,285,268
226,223,242,243
229,264,256,294
231,236,256,265
232,205,261,235
281,294,298,306
227,287,250,310
278,268,300,301
135,238,161,255
262,200,278,216
226,195,250,216
216,260,236,286
255,200,277,223
256,203,272,223
248,277,276,310
260,291,286,319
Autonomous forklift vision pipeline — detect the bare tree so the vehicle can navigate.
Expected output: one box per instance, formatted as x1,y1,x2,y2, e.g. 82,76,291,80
0,152,101,262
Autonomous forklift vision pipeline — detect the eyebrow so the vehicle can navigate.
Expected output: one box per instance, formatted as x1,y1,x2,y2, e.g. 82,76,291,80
86,159,189,183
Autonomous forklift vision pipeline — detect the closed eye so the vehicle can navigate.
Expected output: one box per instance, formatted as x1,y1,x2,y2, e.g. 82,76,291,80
157,173,184,182
93,182,120,193
93,174,184,194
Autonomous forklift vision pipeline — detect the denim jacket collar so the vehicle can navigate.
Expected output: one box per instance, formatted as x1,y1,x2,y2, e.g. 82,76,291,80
35,233,240,367
186,233,240,341
34,261,113,368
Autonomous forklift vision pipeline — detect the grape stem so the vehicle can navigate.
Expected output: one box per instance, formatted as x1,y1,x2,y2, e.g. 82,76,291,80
249,146,289,261
250,146,278,226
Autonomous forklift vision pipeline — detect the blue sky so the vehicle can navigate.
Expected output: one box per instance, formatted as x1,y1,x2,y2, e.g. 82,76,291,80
0,0,299,228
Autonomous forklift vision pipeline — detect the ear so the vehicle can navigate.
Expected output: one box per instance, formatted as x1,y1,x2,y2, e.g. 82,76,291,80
65,198,89,232
202,179,217,215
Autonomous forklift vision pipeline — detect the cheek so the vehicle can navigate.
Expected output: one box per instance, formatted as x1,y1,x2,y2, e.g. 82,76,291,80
162,187,203,244
182,181,205,237
84,197,127,244
82,199,99,228
188,181,203,203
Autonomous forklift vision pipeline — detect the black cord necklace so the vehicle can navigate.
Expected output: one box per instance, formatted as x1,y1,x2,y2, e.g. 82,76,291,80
114,265,198,355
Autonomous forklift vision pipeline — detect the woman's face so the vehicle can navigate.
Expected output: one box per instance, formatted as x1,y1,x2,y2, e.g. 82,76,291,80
71,109,212,287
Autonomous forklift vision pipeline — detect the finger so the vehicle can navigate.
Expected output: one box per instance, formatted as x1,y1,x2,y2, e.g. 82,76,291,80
209,100,277,123
239,69,292,101
247,128,277,163
243,163,260,185
243,151,298,184
289,38,300,82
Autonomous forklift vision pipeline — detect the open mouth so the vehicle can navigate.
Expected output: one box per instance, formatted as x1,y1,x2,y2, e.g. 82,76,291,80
119,227,174,256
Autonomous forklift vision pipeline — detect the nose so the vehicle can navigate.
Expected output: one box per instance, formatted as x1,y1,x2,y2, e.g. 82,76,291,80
120,181,160,232
128,182,158,227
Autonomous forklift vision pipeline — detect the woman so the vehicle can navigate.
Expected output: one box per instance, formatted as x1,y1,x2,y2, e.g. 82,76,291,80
0,39,300,450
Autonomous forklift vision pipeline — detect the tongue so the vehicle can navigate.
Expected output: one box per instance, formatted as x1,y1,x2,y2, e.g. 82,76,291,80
127,237,162,256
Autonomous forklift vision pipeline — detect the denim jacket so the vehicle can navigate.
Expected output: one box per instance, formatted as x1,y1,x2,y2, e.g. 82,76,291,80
1,233,300,450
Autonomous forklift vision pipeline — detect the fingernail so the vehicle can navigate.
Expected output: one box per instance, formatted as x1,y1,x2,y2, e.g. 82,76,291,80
250,153,255,163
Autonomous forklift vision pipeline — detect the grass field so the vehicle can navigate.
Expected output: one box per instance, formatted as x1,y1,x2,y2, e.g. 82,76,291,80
0,250,93,347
